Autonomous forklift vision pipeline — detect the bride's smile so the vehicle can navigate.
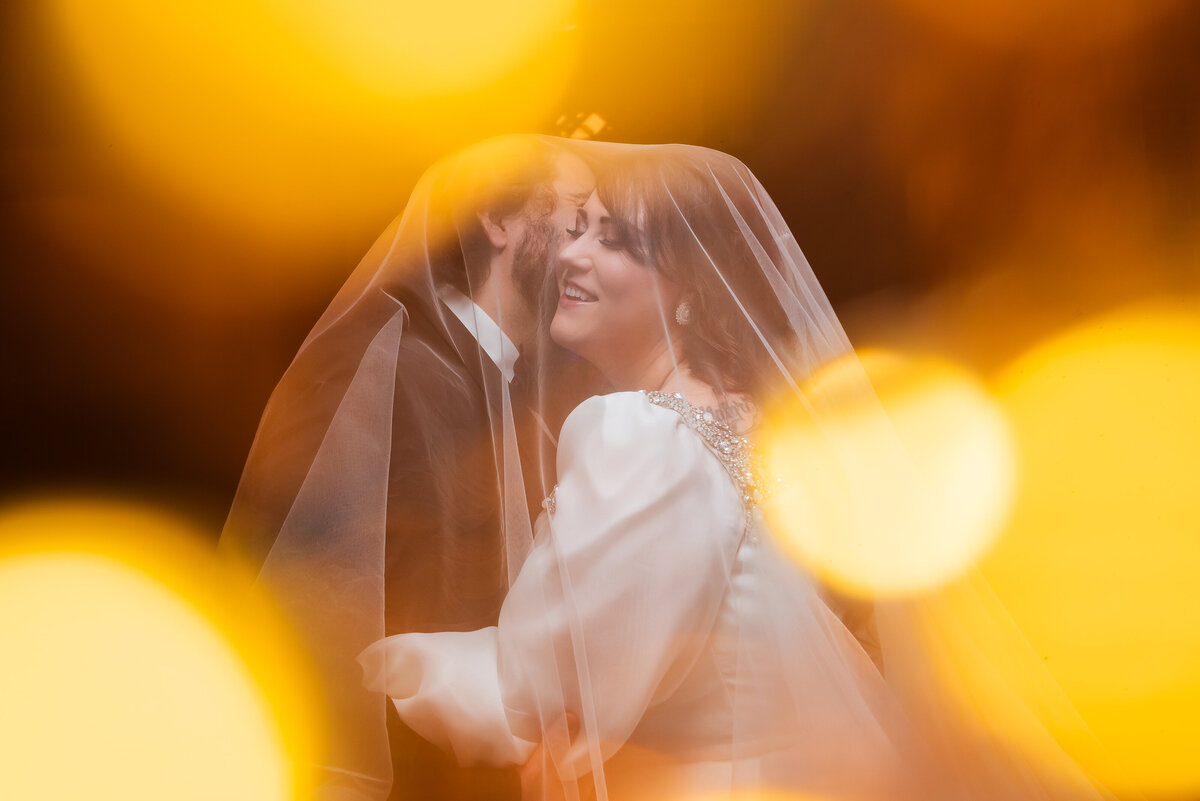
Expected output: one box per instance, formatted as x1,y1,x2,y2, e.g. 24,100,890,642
550,191,683,386
560,279,597,304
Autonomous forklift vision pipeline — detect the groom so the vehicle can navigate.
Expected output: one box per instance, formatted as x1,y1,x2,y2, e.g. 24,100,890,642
223,136,595,801
381,138,594,801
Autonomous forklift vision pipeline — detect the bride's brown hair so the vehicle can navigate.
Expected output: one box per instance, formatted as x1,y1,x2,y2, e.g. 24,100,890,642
596,147,798,400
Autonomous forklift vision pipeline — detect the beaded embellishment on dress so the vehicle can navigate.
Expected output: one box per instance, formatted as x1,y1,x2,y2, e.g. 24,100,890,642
539,392,766,521
643,391,764,517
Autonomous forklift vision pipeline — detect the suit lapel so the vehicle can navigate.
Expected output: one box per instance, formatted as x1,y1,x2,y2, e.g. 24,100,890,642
397,287,508,416
393,284,560,524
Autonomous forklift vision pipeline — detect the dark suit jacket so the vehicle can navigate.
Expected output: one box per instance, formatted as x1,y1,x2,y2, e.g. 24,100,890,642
382,288,521,801
225,281,531,800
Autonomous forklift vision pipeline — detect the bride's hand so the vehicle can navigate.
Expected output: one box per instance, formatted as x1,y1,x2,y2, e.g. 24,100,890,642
519,712,579,801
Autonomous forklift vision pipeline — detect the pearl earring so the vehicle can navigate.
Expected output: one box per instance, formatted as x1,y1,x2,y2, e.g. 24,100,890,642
674,301,692,326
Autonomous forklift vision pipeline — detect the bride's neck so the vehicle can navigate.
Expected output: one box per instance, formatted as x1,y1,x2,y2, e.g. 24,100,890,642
599,340,684,394
597,343,758,434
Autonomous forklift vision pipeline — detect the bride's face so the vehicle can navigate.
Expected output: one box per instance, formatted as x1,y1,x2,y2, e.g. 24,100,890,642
550,192,681,375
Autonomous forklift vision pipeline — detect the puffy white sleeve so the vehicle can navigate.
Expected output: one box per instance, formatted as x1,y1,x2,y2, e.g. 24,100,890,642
359,392,745,771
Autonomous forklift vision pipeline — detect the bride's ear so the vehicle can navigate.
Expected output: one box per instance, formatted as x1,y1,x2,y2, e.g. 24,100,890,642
478,211,509,250
661,280,690,318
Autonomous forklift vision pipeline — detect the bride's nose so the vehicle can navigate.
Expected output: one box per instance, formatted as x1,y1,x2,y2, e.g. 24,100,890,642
556,233,590,275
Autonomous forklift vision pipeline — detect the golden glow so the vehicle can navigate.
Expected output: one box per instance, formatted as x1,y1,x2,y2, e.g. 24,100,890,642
0,499,317,801
42,0,576,242
268,0,575,96
984,302,1200,799
762,349,1015,597
691,793,821,801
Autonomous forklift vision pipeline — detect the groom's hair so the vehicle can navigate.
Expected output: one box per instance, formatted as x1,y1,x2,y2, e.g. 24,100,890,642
596,147,797,400
428,136,562,296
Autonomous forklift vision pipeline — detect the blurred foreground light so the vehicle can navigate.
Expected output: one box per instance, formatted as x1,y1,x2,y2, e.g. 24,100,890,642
762,350,1015,597
43,0,576,242
0,498,317,801
267,0,576,96
603,745,827,800
986,301,1200,799
694,793,820,801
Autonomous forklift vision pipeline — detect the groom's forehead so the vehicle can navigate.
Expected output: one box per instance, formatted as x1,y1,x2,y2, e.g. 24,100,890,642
552,151,594,203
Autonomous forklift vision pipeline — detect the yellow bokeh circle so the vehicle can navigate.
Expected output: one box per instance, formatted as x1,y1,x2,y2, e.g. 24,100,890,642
762,349,1015,597
42,0,577,241
0,498,318,801
987,301,1200,798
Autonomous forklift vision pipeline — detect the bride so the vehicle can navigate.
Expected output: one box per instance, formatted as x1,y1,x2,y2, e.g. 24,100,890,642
357,143,1118,801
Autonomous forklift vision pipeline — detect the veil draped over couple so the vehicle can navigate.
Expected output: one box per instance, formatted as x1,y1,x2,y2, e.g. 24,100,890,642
222,136,1119,801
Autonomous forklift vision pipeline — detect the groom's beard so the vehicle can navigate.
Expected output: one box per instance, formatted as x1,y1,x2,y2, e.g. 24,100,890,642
512,215,558,332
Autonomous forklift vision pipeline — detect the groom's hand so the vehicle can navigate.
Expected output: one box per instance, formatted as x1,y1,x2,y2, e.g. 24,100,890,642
519,712,579,801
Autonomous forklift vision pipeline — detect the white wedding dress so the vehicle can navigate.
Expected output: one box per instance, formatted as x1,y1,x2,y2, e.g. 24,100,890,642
358,390,932,800
230,138,1115,801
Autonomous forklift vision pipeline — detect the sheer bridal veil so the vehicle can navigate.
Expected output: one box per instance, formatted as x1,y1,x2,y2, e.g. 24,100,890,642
510,141,1119,801
222,136,1119,801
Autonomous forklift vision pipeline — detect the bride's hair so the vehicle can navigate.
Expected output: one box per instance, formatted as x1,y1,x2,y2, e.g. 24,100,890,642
596,147,797,400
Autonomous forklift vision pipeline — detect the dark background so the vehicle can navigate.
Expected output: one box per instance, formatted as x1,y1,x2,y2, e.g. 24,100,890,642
2,0,1197,530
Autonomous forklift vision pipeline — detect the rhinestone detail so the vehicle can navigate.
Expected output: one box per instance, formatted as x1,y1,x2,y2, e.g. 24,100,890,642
643,390,764,522
539,392,768,524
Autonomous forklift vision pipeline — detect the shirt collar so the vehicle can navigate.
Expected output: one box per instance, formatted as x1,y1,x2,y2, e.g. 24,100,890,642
436,285,519,384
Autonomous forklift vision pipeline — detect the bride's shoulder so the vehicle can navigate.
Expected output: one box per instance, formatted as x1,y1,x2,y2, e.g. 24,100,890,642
557,390,753,472
558,391,689,453
561,390,671,428
554,392,755,514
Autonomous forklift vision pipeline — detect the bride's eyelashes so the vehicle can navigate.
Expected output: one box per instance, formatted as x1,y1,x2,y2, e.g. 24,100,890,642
597,222,629,252
565,209,588,238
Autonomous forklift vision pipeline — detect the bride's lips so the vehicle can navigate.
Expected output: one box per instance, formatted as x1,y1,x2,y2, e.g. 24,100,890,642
558,279,598,308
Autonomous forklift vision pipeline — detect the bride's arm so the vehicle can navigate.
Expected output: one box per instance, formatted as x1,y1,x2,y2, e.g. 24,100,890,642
497,393,744,770
359,626,536,766
359,393,744,769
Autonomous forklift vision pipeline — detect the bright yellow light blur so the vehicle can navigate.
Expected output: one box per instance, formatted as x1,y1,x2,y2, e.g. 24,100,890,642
602,747,824,801
0,498,317,801
42,0,576,243
983,301,1200,799
762,349,1015,597
268,0,575,96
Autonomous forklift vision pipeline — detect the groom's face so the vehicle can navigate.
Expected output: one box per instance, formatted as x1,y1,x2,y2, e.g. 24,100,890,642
511,152,594,315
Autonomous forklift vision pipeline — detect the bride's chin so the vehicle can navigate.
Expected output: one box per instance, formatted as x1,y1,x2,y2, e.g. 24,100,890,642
549,316,577,349
549,320,597,361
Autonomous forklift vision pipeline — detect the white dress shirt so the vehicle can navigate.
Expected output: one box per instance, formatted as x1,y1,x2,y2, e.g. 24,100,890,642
436,284,519,384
